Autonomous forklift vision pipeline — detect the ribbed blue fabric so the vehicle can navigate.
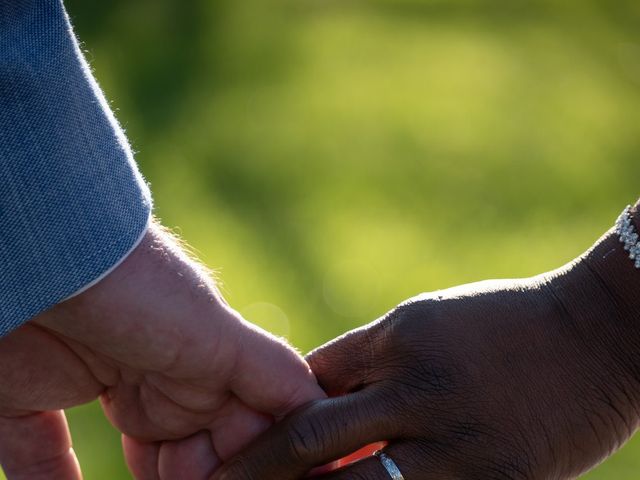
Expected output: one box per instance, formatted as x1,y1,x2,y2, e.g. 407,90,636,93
0,0,152,336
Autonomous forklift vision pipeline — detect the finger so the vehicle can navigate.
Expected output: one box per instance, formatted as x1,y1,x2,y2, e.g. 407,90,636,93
158,431,220,480
318,443,455,480
101,381,215,441
122,435,160,480
209,396,272,460
0,410,82,480
307,322,383,396
230,318,326,418
211,390,400,480
316,453,393,480
330,442,386,469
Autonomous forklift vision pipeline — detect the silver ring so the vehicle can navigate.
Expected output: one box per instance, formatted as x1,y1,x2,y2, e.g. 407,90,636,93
374,450,405,480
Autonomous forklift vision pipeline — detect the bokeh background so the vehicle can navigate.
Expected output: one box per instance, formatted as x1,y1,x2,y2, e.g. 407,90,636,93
4,0,640,478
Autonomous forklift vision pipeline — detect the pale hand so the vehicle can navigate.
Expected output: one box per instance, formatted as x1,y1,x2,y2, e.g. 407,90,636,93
0,222,325,480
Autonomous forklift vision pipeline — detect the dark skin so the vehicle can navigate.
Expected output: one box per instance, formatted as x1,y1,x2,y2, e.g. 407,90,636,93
212,202,640,480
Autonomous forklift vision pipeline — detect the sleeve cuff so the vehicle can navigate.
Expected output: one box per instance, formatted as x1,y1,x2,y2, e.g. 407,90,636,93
62,213,152,302
0,0,153,336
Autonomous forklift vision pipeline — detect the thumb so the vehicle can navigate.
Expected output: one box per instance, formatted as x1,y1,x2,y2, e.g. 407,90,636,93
229,316,326,418
211,392,396,480
306,322,381,396
0,410,82,480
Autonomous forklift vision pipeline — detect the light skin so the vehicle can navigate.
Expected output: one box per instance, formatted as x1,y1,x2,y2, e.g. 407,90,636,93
0,221,325,480
214,203,640,480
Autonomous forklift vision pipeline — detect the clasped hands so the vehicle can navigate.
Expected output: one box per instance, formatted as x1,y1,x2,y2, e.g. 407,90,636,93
1,221,640,480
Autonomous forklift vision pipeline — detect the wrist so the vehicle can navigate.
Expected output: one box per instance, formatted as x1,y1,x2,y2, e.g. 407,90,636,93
529,215,640,470
581,203,640,331
34,222,236,367
549,206,640,410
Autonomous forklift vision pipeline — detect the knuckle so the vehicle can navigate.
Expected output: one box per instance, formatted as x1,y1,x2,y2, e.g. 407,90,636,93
408,437,536,480
387,297,443,348
468,456,535,480
217,456,259,480
348,472,371,480
285,417,323,464
458,437,537,480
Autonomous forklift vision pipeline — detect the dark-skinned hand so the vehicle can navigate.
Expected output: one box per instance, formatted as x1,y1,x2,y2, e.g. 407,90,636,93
213,213,640,480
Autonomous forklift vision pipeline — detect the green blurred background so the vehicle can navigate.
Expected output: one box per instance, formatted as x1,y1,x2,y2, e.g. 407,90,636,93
5,0,640,478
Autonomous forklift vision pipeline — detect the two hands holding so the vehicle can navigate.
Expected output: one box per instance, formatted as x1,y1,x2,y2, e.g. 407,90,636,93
3,1,639,478
2,214,640,480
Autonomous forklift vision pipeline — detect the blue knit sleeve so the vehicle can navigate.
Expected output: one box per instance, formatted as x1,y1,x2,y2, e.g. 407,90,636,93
0,0,153,336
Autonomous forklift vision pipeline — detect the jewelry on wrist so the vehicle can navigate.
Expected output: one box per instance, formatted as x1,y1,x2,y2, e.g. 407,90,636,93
615,206,640,269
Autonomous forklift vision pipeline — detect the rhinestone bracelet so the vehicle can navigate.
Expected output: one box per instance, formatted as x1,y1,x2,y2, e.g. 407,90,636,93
615,206,640,269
